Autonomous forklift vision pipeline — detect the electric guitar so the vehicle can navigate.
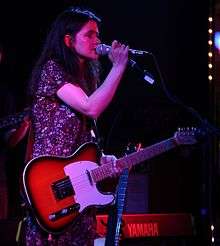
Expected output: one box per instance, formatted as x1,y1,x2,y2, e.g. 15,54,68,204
23,128,199,234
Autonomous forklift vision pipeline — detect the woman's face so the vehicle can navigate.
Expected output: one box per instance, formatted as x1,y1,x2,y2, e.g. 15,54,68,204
72,20,100,61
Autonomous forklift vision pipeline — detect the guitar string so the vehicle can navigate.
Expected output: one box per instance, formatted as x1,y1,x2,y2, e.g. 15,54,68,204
55,150,148,192
56,145,155,191
55,159,116,192
54,141,175,192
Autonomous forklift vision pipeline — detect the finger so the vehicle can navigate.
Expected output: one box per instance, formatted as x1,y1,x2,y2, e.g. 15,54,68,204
111,40,119,49
120,44,125,50
117,44,128,55
105,155,117,162
123,46,129,57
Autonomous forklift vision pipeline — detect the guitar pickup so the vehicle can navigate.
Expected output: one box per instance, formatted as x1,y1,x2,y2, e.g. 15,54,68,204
48,203,80,221
51,177,75,200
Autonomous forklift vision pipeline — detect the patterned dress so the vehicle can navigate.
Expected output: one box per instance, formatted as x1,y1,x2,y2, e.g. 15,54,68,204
25,60,97,245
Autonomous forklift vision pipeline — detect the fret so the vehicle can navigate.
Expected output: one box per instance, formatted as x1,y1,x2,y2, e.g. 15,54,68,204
92,138,177,182
91,163,116,182
102,165,109,177
117,138,177,170
91,168,98,182
91,129,197,184
98,166,103,179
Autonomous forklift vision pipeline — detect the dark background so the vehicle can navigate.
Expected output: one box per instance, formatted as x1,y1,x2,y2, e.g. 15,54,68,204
0,0,215,244
0,0,209,115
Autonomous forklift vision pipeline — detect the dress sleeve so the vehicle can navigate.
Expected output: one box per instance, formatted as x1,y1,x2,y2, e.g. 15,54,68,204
36,60,70,97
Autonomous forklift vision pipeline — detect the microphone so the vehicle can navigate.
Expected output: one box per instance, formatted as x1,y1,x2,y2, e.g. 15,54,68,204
96,44,155,85
96,44,151,56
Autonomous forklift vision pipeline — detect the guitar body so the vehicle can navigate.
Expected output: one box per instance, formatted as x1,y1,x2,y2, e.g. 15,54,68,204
23,142,114,234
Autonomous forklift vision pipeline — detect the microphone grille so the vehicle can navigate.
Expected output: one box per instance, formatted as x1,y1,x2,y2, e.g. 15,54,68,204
96,44,110,55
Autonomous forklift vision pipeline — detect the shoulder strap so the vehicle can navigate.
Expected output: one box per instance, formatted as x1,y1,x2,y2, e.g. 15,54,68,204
7,117,31,148
24,120,34,163
105,168,129,246
92,120,103,151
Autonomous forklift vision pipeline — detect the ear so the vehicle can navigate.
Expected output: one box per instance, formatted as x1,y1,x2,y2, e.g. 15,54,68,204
64,34,73,48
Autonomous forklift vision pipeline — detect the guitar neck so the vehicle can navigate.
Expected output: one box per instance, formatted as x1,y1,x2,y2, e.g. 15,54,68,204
117,137,177,170
91,137,177,183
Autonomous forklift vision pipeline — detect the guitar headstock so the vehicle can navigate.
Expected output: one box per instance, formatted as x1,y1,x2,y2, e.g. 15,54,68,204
174,127,199,145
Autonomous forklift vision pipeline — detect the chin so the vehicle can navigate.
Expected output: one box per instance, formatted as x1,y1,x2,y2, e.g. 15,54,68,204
79,50,99,61
87,55,99,60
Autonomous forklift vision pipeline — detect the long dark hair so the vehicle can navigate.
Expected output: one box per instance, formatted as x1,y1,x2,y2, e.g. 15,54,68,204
28,7,101,97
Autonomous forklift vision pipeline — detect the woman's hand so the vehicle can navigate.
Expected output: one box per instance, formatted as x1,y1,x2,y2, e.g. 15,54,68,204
100,153,120,177
108,40,129,69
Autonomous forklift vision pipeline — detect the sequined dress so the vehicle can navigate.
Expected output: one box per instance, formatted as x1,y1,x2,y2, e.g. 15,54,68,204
25,60,97,246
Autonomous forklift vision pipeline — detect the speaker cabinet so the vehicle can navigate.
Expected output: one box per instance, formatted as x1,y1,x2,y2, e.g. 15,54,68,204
124,173,149,213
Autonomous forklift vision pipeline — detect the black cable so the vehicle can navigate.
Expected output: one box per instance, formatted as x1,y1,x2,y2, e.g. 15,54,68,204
150,52,220,136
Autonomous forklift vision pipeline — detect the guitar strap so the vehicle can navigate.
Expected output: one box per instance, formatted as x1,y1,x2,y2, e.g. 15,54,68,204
105,168,129,246
24,120,33,163
92,119,104,151
7,117,31,149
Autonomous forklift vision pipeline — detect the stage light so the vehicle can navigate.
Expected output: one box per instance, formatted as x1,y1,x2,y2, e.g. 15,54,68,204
208,15,214,89
214,32,220,50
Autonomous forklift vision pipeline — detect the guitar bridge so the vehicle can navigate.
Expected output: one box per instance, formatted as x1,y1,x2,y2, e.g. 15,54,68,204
49,203,80,221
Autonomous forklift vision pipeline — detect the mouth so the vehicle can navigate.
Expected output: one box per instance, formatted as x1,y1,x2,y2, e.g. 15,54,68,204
93,48,99,56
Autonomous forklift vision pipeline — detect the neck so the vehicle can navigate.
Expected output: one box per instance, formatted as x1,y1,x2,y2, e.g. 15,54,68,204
79,57,85,66
76,52,87,67
77,57,86,79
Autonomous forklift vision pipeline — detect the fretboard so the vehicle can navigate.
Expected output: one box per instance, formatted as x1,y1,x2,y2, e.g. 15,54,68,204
91,137,177,183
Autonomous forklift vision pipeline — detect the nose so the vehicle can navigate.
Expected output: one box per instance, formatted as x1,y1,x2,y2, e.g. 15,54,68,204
96,36,101,44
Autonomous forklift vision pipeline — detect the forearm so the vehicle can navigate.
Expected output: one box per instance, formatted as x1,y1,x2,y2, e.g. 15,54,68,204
57,41,128,119
87,65,126,118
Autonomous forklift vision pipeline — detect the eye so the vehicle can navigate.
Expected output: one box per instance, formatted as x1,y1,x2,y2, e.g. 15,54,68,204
86,31,99,39
87,33,93,38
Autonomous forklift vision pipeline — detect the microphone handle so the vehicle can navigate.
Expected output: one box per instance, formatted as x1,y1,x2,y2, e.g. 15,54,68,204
129,49,149,55
101,44,150,55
